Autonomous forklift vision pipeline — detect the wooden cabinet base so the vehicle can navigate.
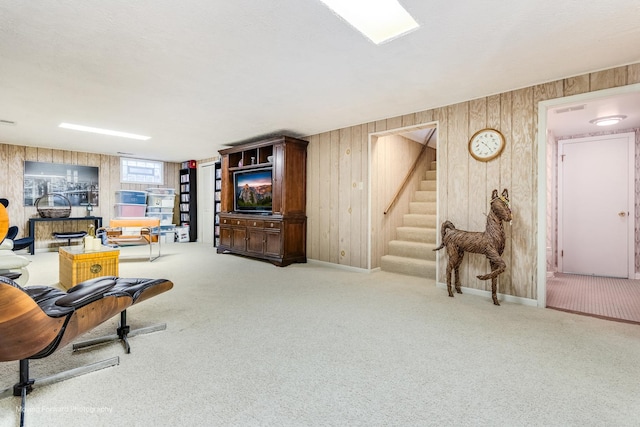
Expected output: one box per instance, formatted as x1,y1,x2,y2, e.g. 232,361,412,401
217,213,306,266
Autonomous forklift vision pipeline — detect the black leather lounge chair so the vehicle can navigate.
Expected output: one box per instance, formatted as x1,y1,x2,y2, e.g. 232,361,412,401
0,275,173,427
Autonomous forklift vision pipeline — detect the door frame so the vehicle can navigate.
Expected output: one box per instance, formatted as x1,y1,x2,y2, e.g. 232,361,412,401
536,83,640,308
197,160,217,244
556,132,635,278
367,122,438,270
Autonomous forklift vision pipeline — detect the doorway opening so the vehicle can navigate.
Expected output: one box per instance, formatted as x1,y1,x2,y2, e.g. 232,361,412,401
367,122,438,271
197,160,217,245
537,83,640,321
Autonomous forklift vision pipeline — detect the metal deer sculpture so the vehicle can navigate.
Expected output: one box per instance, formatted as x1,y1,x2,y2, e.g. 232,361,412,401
433,189,512,306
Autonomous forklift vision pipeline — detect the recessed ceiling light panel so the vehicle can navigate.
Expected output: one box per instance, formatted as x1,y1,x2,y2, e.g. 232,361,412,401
59,123,151,140
319,0,419,44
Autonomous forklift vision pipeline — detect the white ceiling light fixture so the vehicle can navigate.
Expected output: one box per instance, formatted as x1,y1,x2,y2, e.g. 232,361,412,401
588,115,627,126
318,0,419,44
59,123,151,140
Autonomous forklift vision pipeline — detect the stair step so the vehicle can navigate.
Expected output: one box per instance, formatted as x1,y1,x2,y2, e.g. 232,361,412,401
396,226,436,243
420,180,436,191
414,190,436,202
403,213,436,228
409,201,436,215
380,255,436,278
388,240,437,261
380,162,438,278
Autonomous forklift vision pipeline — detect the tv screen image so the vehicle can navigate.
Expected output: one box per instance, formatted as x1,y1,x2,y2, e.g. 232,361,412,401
233,168,273,213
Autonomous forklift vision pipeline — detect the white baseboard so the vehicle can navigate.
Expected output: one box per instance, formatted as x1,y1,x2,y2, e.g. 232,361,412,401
307,258,372,273
436,282,538,307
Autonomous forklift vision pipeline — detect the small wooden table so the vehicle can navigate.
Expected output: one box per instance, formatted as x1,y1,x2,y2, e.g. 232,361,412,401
59,245,119,290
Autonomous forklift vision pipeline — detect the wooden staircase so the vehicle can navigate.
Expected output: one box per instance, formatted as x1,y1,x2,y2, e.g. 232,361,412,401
380,161,437,278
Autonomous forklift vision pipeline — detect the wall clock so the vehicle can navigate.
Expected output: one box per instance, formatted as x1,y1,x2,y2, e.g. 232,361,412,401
468,128,505,162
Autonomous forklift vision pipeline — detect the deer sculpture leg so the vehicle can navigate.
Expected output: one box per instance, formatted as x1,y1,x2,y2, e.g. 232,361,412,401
491,278,499,305
445,258,454,297
476,249,506,281
445,244,464,297
454,249,464,294
477,250,505,305
489,261,500,306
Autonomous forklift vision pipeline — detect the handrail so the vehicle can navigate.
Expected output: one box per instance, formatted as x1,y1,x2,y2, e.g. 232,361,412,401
383,128,436,215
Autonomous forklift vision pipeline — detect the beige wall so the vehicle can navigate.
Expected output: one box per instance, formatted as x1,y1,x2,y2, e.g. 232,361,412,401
0,144,180,251
3,63,638,298
305,63,640,301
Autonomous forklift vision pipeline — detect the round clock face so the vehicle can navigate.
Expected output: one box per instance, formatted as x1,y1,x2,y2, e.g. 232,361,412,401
468,128,505,162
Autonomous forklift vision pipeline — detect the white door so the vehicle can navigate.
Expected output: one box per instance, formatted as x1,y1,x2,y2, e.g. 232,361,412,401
558,133,634,278
198,162,215,244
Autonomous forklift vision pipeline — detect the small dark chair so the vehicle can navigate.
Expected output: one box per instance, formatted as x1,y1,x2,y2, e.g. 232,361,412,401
6,226,34,252
52,231,87,247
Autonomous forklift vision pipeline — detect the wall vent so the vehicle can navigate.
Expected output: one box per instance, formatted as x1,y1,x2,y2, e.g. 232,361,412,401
554,105,586,114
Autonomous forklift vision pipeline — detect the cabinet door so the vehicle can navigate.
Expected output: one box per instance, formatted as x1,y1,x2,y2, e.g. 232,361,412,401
219,225,232,248
231,227,247,251
247,228,265,254
264,230,282,257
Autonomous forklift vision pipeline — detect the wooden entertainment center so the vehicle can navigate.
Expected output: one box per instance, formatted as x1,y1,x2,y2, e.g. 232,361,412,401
217,135,308,266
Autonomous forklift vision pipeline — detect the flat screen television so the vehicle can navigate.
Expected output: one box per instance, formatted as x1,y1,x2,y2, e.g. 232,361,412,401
233,167,273,213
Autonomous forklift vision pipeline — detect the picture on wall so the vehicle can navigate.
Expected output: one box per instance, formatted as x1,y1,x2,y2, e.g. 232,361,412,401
24,161,99,207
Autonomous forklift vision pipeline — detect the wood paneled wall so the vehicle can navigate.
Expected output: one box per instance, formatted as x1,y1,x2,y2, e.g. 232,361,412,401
0,143,180,251
3,63,638,297
305,62,640,300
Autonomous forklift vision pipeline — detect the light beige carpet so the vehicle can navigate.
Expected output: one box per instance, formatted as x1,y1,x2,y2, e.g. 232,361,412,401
1,243,640,426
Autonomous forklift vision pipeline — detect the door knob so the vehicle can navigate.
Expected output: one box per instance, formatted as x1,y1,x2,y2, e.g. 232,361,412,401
618,212,626,217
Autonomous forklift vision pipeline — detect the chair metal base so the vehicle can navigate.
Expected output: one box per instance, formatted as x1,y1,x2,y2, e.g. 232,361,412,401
72,310,167,354
0,357,119,427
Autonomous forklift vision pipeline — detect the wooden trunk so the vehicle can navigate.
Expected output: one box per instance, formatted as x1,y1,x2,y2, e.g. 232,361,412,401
59,246,119,290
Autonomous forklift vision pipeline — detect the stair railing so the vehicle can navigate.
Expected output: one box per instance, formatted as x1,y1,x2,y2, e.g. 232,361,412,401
383,128,436,215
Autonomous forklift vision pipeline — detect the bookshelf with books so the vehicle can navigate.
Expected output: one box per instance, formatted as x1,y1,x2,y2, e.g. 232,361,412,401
214,161,222,247
179,160,198,242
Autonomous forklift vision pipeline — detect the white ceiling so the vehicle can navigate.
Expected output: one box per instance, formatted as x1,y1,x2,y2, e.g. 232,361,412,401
1,1,639,162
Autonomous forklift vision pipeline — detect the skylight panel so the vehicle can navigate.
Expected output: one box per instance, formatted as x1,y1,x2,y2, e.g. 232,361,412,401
319,0,419,44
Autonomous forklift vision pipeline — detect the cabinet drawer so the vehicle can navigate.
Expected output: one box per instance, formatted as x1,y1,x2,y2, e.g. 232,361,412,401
264,221,281,230
221,217,246,227
248,220,264,228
